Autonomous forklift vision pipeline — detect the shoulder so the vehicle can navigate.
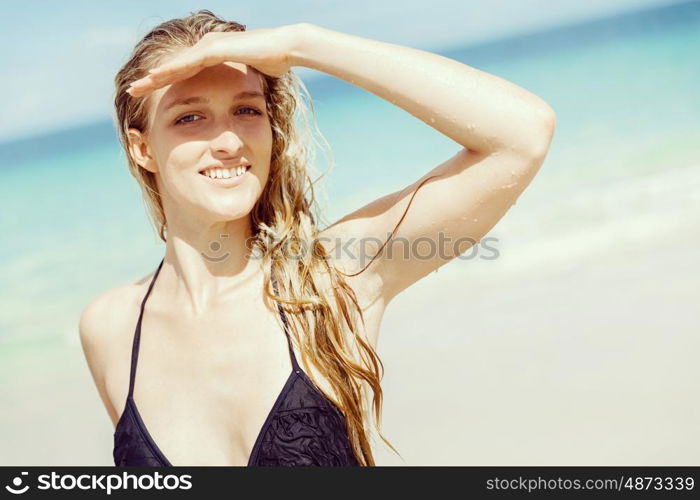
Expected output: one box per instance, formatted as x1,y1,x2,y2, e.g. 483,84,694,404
79,268,158,344
78,272,155,425
79,283,138,349
78,281,140,389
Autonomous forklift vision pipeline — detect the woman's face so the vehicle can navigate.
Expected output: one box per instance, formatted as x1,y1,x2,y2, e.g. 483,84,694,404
129,60,273,226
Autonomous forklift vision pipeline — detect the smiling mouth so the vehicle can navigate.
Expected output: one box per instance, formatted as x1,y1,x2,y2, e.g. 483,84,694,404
199,165,251,179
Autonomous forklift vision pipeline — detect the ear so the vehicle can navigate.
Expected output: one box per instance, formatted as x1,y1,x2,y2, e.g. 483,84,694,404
127,128,158,174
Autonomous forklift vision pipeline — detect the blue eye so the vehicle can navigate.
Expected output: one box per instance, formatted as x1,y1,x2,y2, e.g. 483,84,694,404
239,106,263,116
175,114,201,125
174,107,263,125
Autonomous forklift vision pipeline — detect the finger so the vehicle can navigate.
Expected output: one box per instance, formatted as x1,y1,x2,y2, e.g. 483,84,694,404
127,66,190,97
149,52,216,82
126,84,152,98
127,75,155,91
129,64,202,97
126,77,157,97
148,58,191,76
127,47,225,97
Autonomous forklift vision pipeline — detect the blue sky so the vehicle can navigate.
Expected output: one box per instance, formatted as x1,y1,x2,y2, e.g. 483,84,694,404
0,0,684,143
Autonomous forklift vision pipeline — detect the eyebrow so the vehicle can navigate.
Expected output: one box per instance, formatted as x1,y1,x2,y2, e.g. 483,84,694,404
163,90,265,112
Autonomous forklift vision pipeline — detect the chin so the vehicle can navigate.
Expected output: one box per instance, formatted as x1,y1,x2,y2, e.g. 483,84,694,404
206,203,254,221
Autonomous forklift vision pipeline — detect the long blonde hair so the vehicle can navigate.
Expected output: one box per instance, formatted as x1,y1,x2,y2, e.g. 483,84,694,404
113,10,405,465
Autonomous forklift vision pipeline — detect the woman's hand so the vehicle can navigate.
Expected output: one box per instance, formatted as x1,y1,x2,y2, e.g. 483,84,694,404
126,24,304,97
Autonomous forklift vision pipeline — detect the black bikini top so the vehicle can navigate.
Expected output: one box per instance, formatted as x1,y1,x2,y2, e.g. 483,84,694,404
113,257,360,467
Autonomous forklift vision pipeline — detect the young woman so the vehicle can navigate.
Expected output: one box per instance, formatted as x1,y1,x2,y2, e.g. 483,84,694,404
79,10,555,467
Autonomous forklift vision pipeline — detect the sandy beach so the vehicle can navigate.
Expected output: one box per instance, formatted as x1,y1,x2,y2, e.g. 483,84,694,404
374,217,700,465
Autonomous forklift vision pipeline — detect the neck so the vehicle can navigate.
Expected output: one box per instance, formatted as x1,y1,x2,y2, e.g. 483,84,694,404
159,216,262,317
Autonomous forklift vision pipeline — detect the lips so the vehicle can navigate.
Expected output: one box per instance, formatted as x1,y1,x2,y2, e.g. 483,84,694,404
198,164,251,188
198,163,251,175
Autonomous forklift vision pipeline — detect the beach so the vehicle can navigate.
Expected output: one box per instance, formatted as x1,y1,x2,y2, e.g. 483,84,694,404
1,1,699,466
374,196,700,465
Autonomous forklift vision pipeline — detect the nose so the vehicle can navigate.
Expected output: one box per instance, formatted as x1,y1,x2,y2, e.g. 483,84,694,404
209,127,244,155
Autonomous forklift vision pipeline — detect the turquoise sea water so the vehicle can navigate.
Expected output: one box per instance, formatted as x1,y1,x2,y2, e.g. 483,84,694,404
1,1,698,345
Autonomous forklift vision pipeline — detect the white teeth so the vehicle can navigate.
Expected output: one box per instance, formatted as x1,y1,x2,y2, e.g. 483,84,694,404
201,166,249,179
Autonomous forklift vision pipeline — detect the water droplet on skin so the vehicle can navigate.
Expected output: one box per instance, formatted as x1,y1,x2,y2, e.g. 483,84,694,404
473,218,478,222
430,117,435,124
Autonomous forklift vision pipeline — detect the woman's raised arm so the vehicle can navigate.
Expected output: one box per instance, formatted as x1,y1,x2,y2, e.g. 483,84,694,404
288,24,556,304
